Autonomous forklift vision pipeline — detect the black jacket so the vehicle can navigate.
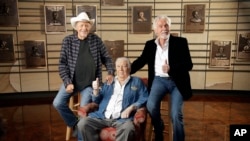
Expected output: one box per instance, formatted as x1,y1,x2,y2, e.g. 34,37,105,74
131,35,193,100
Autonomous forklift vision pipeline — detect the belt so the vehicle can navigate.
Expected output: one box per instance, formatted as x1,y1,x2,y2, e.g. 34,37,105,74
156,76,171,80
162,77,171,80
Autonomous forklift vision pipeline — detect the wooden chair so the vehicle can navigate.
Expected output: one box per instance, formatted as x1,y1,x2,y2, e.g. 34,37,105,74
65,94,80,141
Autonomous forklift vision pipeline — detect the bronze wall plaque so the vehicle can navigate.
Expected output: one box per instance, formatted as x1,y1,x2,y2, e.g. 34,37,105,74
209,40,231,68
184,4,205,33
132,6,152,34
104,40,124,64
44,5,66,34
24,40,46,68
0,0,19,26
237,33,250,61
0,34,15,63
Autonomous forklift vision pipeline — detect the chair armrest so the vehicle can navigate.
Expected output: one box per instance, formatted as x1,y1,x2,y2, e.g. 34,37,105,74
100,127,116,141
133,107,147,125
140,78,148,87
77,102,99,117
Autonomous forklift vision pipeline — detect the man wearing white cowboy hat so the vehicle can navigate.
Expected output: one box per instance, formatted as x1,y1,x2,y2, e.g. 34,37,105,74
70,12,95,33
53,12,114,140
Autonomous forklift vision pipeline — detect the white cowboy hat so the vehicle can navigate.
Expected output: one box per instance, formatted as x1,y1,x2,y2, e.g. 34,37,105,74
70,12,95,29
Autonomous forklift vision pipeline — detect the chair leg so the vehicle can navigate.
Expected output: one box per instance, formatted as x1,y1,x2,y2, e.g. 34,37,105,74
168,96,173,141
148,119,153,141
66,126,72,140
65,96,74,140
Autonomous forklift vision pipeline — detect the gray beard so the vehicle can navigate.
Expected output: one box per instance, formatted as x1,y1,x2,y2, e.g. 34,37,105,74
159,34,168,39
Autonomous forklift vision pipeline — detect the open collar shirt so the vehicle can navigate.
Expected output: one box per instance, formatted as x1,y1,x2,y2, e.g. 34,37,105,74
104,76,130,119
154,35,170,77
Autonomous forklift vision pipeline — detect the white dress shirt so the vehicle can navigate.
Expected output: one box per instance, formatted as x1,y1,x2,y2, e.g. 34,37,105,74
154,36,170,77
104,76,130,119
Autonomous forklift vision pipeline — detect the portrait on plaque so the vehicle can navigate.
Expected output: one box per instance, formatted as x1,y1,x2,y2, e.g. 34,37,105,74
76,5,97,33
104,40,124,64
101,0,124,6
209,40,231,68
236,33,250,61
44,5,66,34
0,0,19,26
0,34,15,63
24,40,46,68
184,4,205,33
132,6,152,34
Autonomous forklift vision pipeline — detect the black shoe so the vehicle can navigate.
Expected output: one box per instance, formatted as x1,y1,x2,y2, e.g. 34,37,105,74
72,119,79,137
72,126,78,137
154,133,164,141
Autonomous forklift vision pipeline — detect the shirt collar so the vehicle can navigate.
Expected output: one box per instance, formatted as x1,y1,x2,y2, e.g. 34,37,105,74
155,35,170,50
155,34,170,47
114,76,131,86
73,33,91,41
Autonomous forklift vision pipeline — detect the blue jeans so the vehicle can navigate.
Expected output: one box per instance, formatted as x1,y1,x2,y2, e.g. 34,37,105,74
53,84,93,141
146,76,184,141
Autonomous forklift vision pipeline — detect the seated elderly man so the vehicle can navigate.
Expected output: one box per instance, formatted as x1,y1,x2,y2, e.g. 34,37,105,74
77,57,148,141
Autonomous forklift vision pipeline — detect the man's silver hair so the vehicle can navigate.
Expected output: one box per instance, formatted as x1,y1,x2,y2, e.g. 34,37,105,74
115,57,131,69
152,15,172,30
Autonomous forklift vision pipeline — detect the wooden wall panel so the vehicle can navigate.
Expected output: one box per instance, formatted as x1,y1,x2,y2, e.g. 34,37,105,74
49,72,62,90
19,2,43,8
205,72,233,90
128,34,154,43
232,72,250,90
9,71,48,92
190,72,206,89
183,32,208,43
17,32,45,41
208,31,237,42
191,50,207,57
0,0,249,93
101,31,128,41
17,24,43,30
101,24,128,30
46,34,69,43
47,52,60,58
127,45,146,51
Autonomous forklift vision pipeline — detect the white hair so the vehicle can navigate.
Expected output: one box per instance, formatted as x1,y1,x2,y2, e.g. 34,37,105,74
115,57,131,69
152,15,172,30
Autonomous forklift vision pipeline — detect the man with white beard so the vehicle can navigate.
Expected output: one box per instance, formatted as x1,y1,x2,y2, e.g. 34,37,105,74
131,15,193,141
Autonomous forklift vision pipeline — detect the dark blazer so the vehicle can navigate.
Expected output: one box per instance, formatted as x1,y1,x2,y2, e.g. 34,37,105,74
131,35,193,100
